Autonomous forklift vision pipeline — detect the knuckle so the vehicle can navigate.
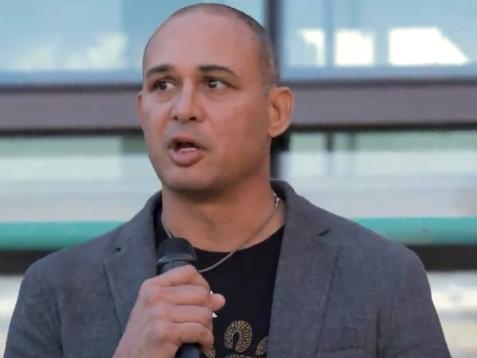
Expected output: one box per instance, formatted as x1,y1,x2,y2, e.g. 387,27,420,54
196,287,210,304
139,280,159,300
201,328,214,347
141,286,168,306
139,279,153,294
141,288,158,306
198,307,213,326
151,301,169,320
182,264,197,277
155,321,174,342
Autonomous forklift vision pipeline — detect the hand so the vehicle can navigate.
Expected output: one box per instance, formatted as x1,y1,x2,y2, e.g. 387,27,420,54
113,265,225,358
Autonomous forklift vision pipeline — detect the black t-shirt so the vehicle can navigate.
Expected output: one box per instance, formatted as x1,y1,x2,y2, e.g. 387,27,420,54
155,209,283,358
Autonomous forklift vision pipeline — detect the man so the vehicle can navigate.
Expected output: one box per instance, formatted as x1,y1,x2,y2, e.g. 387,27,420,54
6,4,450,358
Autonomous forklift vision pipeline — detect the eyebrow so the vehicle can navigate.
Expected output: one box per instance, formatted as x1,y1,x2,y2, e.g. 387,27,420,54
145,64,173,78
198,65,237,78
145,64,238,78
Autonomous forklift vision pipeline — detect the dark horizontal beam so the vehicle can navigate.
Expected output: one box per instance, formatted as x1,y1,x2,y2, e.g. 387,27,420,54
291,82,477,128
2,81,477,132
0,90,139,131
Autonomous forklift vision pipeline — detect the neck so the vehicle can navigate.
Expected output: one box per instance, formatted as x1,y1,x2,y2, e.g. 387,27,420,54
161,181,285,252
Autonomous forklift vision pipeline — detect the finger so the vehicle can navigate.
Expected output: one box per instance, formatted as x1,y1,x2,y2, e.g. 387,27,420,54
158,285,212,306
166,305,214,330
209,293,226,312
155,265,210,289
175,322,215,350
165,289,225,312
148,286,224,314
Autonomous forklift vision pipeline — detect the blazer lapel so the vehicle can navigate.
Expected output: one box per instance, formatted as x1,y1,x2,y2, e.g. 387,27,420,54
102,183,338,354
268,182,339,358
104,194,160,331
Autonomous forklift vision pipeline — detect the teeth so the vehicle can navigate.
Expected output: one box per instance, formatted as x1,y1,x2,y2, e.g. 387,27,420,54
176,141,197,149
179,147,196,152
174,142,198,151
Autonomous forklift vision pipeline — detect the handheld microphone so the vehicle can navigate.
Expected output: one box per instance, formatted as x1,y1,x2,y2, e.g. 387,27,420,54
157,237,201,358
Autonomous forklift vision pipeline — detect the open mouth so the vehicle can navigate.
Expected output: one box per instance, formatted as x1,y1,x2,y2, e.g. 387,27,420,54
167,136,205,166
172,140,199,152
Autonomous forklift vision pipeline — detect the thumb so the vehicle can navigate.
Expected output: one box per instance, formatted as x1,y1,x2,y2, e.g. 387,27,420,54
210,292,226,312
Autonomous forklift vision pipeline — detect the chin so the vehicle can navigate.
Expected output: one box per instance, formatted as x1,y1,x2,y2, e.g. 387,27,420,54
159,173,221,197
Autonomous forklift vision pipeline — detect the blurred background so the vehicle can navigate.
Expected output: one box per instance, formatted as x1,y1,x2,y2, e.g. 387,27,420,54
1,0,476,357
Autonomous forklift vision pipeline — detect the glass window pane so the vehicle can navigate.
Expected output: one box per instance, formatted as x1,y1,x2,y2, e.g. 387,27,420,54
0,135,159,221
3,130,476,221
281,130,477,218
280,0,477,80
0,0,265,85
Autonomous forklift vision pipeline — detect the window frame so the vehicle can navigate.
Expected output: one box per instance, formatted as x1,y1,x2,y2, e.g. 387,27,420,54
1,0,477,133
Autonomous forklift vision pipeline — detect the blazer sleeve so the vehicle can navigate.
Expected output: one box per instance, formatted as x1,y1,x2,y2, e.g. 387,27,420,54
381,251,451,358
4,262,62,358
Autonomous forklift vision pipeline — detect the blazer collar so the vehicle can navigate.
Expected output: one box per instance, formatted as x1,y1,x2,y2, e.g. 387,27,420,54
103,181,338,356
268,180,338,358
104,193,161,331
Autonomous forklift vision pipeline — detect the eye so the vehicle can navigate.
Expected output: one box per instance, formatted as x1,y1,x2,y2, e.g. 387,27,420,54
151,79,174,92
205,78,226,89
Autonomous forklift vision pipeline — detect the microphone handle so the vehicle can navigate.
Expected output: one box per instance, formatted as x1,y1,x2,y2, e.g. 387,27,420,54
176,344,201,358
157,259,201,358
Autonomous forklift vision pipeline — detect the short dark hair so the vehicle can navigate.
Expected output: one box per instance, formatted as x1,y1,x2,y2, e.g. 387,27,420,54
142,3,278,88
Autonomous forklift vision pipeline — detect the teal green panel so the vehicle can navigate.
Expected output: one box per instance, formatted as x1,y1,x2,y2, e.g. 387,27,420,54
356,217,477,245
0,218,476,250
0,222,121,250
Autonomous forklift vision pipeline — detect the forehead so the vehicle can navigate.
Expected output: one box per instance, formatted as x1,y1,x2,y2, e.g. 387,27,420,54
144,11,261,75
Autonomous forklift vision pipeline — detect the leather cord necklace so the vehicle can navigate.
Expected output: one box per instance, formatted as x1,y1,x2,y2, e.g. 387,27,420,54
161,192,281,273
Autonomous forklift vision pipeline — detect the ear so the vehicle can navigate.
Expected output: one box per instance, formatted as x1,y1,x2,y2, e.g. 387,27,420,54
267,86,294,138
136,90,145,128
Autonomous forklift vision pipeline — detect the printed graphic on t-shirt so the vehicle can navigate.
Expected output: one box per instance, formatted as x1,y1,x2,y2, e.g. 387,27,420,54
203,320,267,357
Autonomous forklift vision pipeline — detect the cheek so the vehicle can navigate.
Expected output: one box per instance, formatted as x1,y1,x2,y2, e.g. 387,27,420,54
212,103,269,157
235,101,270,142
141,104,169,139
140,108,171,166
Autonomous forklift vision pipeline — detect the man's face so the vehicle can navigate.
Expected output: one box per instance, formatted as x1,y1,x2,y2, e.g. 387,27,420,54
137,11,276,196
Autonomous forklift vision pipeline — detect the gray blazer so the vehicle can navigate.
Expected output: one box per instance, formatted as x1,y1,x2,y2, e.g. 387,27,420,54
5,181,450,357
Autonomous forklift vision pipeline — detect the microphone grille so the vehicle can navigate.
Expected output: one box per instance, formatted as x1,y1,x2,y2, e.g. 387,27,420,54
157,237,196,258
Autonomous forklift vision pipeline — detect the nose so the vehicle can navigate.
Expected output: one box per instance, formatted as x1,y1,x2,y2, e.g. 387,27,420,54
171,83,202,122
